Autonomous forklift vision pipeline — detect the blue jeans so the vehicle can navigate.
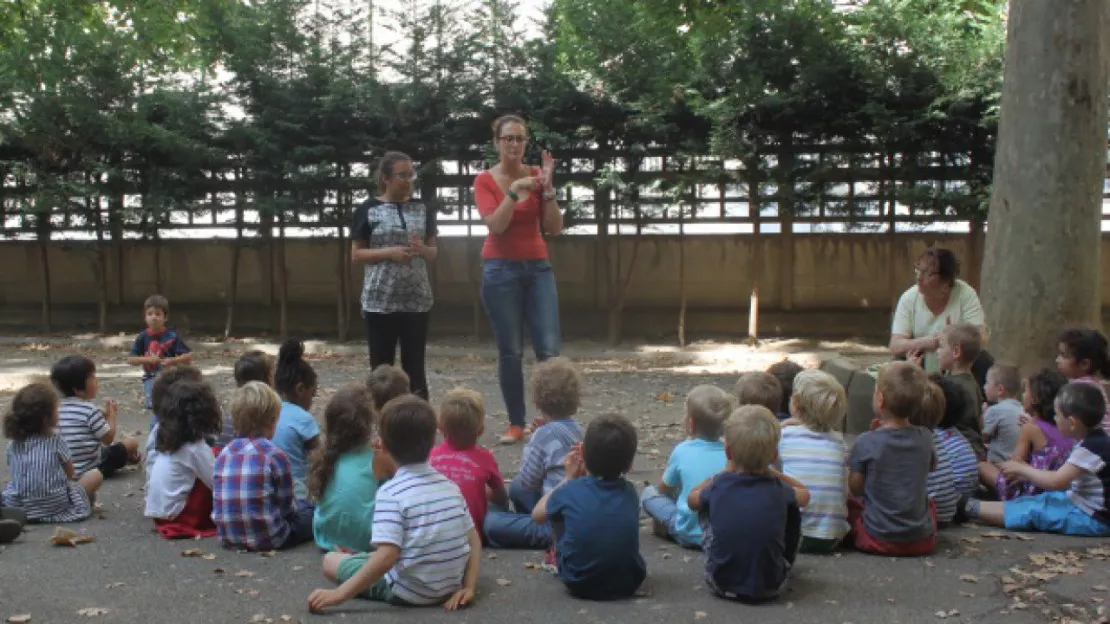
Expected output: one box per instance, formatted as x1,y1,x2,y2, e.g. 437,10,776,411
640,485,702,549
143,378,156,428
482,479,551,549
480,259,562,427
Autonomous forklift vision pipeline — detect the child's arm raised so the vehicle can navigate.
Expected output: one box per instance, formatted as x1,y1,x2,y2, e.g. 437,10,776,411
308,544,401,612
1000,461,1083,492
769,468,811,507
444,527,482,611
99,399,119,445
533,444,584,523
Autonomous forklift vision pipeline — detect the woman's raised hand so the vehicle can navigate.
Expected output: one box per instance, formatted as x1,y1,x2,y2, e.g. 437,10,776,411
541,150,555,190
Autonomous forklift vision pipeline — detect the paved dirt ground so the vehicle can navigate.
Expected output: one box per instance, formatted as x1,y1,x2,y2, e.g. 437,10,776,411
1,335,1109,624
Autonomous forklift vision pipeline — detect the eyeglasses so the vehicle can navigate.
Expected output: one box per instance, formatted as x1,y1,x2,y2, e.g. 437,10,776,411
391,171,416,181
913,265,938,278
499,135,528,145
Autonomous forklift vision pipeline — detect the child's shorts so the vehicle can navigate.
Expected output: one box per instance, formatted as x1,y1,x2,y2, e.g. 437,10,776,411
1003,491,1110,536
336,555,411,605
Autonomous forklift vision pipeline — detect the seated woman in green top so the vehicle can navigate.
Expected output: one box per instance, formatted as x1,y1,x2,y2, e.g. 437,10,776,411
309,386,384,553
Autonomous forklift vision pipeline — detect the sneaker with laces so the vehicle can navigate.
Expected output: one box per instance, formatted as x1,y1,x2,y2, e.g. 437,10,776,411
499,425,526,445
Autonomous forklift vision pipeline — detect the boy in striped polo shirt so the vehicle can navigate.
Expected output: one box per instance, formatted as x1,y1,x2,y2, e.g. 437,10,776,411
308,395,482,612
50,355,141,479
778,370,851,552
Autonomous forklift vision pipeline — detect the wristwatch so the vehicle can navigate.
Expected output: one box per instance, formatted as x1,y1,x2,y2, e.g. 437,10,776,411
506,188,519,201
543,190,556,201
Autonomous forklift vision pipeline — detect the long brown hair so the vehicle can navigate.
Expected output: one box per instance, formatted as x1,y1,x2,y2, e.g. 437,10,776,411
376,151,413,194
307,384,375,500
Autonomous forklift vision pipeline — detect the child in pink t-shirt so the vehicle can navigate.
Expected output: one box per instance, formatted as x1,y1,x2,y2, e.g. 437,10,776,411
430,388,508,539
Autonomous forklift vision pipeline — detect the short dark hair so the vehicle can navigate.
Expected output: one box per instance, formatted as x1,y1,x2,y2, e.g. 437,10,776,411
144,294,170,315
366,364,411,412
918,248,960,285
583,412,638,480
50,355,96,397
767,360,804,414
380,395,437,466
734,371,783,413
234,350,275,387
1059,327,1110,378
3,382,58,440
930,374,968,429
1056,382,1107,429
151,365,204,418
276,339,318,398
156,379,222,453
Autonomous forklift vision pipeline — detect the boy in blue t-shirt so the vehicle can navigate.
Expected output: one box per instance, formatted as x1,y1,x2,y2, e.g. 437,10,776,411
641,385,734,548
533,413,646,601
127,294,192,424
689,405,809,603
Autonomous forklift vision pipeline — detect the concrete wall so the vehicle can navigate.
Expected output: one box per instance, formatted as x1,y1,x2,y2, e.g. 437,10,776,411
0,233,1077,340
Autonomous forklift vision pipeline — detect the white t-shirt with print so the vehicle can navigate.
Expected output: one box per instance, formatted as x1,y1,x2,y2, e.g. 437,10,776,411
891,279,985,373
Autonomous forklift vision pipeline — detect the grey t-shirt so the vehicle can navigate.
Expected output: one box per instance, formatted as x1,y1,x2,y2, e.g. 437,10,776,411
849,426,936,542
984,398,1023,464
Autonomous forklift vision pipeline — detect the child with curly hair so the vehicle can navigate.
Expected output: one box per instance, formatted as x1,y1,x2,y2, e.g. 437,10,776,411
145,379,222,539
310,385,380,553
2,383,103,522
995,368,1071,500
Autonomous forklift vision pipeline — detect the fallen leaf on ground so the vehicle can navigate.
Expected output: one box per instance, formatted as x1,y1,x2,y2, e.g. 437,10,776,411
959,575,979,583
1031,572,1057,582
960,592,975,598
280,617,292,623
76,608,108,617
694,612,708,621
105,583,125,589
981,531,1008,539
213,568,226,575
7,616,32,623
487,553,498,560
924,560,935,568
1094,585,1109,592
201,554,217,561
235,570,255,578
523,562,538,569
291,566,303,571
259,551,276,558
935,609,959,619
1013,534,1034,541
49,527,95,547
655,392,674,403
181,549,204,557
961,537,982,544
495,578,512,587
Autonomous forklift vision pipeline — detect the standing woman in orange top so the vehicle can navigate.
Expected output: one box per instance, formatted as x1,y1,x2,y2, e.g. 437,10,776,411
473,115,564,444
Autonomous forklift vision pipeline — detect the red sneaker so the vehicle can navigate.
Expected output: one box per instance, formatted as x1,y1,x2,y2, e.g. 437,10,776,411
499,425,526,445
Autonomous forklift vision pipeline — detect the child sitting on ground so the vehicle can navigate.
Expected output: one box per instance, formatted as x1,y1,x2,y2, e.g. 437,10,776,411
307,396,481,612
309,385,379,553
689,406,809,602
51,355,141,479
961,383,1110,536
1056,327,1110,432
931,374,980,495
2,382,103,522
768,360,805,419
126,294,193,422
272,339,321,500
911,381,961,525
779,370,850,552
533,412,646,600
996,369,1071,500
213,382,313,551
216,350,276,447
145,365,204,468
847,362,936,556
367,364,411,412
484,357,584,550
145,379,221,539
430,388,508,541
979,364,1025,483
641,385,734,549
734,371,783,415
936,323,987,459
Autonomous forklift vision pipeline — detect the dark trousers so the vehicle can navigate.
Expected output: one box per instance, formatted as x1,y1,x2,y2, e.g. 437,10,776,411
364,311,430,399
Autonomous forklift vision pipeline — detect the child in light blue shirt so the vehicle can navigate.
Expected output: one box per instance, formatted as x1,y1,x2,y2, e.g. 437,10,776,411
641,385,735,548
271,340,320,500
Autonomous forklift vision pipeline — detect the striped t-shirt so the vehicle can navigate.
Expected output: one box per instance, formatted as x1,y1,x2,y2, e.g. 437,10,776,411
373,463,474,605
927,438,960,523
517,419,583,493
2,434,90,522
779,426,849,541
58,397,110,476
935,428,978,495
1067,430,1110,524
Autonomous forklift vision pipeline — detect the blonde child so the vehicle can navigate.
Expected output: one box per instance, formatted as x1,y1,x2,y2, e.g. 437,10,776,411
213,382,313,551
1056,327,1110,432
145,379,221,539
935,323,986,458
779,370,849,552
846,362,936,556
2,383,102,522
689,406,809,602
641,385,734,548
961,383,1110,536
309,385,379,553
430,388,508,540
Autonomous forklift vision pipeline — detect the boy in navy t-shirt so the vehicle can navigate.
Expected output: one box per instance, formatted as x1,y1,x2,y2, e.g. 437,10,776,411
532,413,646,600
127,294,192,423
689,405,809,603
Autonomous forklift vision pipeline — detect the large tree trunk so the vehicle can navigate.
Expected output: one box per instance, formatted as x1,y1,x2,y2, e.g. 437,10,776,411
981,0,1110,375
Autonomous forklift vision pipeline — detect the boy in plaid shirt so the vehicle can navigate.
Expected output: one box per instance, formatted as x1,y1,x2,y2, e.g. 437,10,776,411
213,381,313,551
